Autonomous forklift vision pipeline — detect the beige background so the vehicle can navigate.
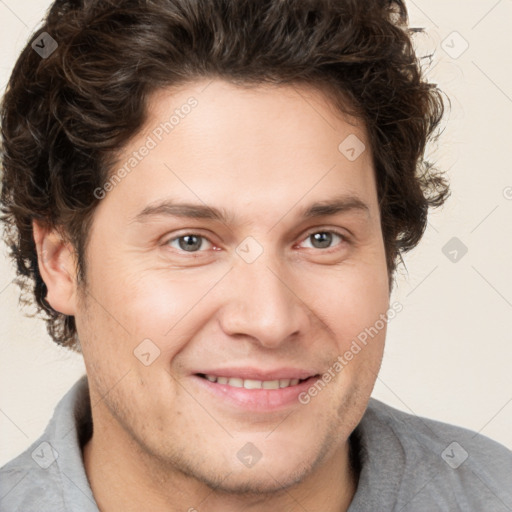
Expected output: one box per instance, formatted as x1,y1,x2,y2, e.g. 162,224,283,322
1,0,511,465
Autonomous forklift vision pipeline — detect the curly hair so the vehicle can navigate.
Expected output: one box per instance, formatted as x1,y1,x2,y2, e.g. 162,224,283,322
0,0,450,351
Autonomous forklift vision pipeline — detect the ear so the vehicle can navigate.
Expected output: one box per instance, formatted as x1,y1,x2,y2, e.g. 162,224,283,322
32,220,78,316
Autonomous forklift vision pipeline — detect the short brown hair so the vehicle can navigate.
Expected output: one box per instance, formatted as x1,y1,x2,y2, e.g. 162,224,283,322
0,0,449,350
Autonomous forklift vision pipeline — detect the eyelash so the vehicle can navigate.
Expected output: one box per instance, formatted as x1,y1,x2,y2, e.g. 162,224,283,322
299,229,349,251
164,228,350,255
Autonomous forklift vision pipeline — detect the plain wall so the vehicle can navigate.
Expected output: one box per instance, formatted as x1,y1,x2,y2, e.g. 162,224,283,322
1,0,511,466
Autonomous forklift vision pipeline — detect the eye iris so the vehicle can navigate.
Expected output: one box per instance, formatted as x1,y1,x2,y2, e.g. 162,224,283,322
178,235,202,252
311,232,332,249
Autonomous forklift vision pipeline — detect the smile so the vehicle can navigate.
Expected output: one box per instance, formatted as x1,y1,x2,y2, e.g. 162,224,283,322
198,373,309,389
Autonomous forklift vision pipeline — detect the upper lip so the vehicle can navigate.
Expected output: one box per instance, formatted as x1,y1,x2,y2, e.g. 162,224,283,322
194,367,319,381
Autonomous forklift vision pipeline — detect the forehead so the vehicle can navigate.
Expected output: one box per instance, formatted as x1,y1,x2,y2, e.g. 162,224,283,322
145,79,366,151
100,79,378,226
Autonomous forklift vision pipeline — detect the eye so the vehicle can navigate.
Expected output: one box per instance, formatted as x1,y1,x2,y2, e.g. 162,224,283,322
166,234,213,253
299,230,348,250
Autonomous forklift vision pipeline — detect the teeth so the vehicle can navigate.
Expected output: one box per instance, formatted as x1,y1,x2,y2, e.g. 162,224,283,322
228,378,244,388
244,379,262,389
202,374,304,389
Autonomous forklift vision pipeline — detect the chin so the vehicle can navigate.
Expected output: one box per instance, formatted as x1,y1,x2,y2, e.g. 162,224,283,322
203,462,313,496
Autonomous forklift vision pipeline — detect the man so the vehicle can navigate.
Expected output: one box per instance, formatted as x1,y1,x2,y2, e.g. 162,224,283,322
0,0,510,511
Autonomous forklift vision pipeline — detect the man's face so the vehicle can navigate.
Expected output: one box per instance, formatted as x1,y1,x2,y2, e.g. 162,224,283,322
75,79,390,492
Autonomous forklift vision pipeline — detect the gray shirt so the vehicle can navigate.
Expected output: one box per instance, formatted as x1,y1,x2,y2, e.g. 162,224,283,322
1,376,511,511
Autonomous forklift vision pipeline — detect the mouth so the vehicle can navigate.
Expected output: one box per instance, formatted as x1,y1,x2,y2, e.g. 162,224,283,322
196,373,315,389
191,370,321,412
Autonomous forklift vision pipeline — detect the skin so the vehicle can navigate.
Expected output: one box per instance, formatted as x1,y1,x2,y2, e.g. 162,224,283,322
34,79,390,512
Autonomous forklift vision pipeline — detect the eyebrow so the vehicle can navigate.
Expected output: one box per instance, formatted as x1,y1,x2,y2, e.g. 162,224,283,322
130,194,371,225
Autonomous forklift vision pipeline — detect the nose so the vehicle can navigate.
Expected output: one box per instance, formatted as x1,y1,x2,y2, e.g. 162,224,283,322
217,255,310,348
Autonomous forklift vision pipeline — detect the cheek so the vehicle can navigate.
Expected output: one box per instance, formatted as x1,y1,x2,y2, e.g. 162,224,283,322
307,261,389,340
101,267,219,355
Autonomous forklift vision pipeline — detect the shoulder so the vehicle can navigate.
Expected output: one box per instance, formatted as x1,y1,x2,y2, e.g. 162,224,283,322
0,376,97,512
0,442,66,512
366,398,512,456
358,398,512,511
365,397,512,466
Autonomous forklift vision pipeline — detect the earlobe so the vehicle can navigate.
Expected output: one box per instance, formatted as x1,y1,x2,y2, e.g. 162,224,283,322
32,220,78,316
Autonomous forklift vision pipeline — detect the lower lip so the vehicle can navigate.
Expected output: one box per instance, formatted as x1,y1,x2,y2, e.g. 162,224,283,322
191,375,319,412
